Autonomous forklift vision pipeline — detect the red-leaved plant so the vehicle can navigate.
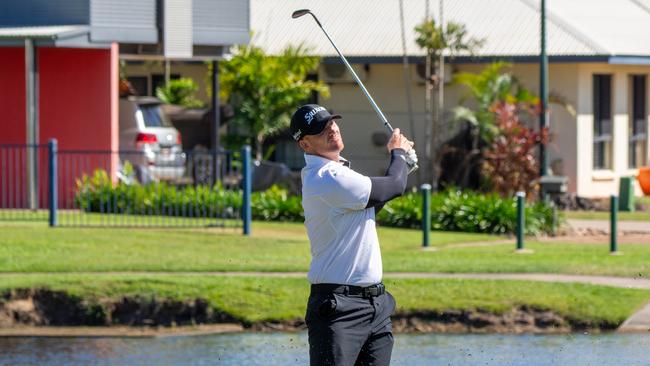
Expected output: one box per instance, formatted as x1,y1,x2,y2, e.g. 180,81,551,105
482,102,548,198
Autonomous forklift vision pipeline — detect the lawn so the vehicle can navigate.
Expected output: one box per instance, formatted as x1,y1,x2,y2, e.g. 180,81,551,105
1,274,647,327
1,221,650,276
564,210,650,221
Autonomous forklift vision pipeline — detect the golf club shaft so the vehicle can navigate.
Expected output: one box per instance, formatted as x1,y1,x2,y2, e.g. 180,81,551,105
294,10,417,172
310,15,394,133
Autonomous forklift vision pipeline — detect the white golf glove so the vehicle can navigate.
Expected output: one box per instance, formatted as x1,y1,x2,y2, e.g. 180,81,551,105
406,148,418,174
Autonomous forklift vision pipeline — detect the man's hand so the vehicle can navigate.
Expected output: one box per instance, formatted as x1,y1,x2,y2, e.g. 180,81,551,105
387,128,418,174
387,128,414,153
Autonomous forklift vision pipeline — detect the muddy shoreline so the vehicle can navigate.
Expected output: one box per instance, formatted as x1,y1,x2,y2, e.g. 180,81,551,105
1,289,615,336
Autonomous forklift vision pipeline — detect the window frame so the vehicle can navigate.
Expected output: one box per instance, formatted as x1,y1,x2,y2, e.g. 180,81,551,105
593,74,613,170
629,74,648,168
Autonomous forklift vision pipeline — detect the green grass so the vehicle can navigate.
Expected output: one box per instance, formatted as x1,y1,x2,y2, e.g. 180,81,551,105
564,210,650,221
2,220,649,328
0,274,647,327
0,221,498,272
1,221,650,276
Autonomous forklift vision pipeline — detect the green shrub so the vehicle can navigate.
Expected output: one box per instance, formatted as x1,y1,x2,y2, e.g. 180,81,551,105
251,185,303,222
155,78,204,108
75,170,241,218
377,189,555,235
75,170,553,234
75,170,301,222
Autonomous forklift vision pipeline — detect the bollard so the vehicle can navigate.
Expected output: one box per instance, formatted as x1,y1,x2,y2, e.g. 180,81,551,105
516,191,525,250
610,194,618,253
421,184,431,247
551,202,558,237
241,145,251,236
48,139,58,227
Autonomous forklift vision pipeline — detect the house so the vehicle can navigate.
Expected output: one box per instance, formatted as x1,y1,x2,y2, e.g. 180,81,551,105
245,0,650,198
0,0,249,208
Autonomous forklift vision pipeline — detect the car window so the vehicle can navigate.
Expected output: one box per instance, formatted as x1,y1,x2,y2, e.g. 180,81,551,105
139,105,173,128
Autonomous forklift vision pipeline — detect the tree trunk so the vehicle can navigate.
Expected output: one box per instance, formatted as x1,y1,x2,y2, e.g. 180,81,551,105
431,57,441,189
255,133,264,161
424,51,433,184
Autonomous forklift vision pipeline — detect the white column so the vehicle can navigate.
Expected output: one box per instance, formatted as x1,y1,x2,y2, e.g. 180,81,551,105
25,38,38,210
613,71,629,174
575,66,593,196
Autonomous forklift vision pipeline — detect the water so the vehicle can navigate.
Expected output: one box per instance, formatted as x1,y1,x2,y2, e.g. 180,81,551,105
1,332,649,366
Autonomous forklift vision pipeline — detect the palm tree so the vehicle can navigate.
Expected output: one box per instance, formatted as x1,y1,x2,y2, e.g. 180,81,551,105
453,62,574,142
414,19,484,184
220,44,330,161
445,62,574,191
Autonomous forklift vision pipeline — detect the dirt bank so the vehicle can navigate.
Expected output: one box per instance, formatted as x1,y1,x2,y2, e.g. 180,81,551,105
0,288,615,335
252,307,613,334
0,288,235,328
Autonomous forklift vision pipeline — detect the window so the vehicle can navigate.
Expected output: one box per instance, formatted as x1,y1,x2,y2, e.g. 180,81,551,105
151,73,181,95
630,75,647,168
126,76,148,96
593,75,613,169
138,105,173,128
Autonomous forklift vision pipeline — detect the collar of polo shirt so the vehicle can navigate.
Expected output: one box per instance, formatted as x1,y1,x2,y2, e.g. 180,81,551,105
305,154,350,168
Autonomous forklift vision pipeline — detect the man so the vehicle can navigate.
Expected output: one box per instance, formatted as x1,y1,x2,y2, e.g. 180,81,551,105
290,104,415,366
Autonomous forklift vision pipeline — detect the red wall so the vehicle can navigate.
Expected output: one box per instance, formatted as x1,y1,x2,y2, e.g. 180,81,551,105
0,45,119,209
39,47,119,208
0,48,26,144
0,46,117,149
39,47,114,150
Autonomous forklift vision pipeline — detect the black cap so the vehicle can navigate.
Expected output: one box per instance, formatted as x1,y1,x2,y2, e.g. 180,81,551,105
290,104,341,141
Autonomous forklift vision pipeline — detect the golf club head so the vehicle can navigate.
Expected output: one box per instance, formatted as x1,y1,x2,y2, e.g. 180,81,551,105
292,9,311,18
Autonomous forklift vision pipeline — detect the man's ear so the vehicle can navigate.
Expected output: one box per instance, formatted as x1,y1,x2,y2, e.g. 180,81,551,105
298,139,310,151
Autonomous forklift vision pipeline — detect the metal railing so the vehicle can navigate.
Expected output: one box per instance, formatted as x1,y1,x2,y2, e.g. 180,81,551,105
0,140,252,233
0,143,50,222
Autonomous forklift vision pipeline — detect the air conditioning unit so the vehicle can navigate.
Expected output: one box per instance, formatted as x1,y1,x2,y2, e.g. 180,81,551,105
414,63,453,84
321,63,367,84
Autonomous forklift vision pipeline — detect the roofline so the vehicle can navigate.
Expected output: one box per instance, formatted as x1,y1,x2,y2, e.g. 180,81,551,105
321,55,650,65
0,25,90,40
0,25,99,48
608,56,650,65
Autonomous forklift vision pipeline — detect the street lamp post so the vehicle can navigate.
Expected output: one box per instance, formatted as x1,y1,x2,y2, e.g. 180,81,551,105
540,0,549,180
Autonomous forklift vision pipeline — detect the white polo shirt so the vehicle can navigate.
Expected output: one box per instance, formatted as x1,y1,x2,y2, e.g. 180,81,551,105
301,153,382,286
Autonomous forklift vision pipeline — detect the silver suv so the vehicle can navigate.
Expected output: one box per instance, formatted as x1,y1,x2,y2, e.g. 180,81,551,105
119,97,186,183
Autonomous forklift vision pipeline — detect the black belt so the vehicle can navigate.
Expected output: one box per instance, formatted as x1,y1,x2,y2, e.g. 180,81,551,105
311,283,385,298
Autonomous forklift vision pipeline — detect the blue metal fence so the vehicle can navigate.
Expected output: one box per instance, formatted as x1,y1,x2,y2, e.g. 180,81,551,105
0,140,251,233
0,143,50,222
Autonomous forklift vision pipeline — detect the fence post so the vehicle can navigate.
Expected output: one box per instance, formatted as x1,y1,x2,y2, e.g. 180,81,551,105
610,194,618,254
48,139,58,227
421,184,431,248
516,191,525,251
241,145,251,236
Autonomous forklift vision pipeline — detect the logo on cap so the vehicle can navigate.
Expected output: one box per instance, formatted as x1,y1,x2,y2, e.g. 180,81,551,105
304,106,326,125
292,129,302,141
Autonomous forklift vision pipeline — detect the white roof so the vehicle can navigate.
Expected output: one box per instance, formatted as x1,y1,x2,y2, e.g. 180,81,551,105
0,25,90,40
251,0,650,58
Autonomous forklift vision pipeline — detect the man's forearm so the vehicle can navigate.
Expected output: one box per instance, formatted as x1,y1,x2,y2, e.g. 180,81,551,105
366,149,408,211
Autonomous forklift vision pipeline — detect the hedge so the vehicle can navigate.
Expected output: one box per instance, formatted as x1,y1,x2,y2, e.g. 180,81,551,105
75,170,554,235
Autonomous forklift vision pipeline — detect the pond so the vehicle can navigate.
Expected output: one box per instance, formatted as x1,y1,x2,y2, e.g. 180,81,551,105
1,332,648,365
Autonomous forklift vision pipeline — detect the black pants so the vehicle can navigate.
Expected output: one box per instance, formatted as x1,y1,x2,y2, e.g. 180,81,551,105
305,286,396,366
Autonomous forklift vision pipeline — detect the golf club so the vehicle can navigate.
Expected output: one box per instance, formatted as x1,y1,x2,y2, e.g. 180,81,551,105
292,9,418,172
